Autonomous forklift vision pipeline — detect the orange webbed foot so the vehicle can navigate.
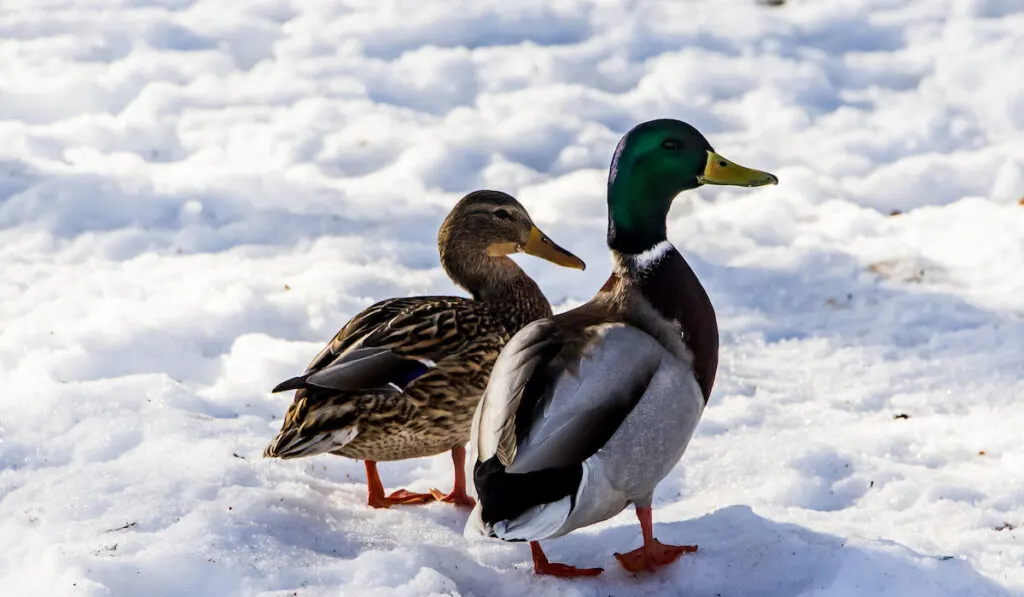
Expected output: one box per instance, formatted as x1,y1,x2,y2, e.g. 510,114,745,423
383,488,437,505
614,539,698,573
534,561,604,578
428,487,476,508
530,541,603,578
366,493,393,509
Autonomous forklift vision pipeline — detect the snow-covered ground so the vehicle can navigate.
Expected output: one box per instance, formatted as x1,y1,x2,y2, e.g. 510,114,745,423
2,0,1023,595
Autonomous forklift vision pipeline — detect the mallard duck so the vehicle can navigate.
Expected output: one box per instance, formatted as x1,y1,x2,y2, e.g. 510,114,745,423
466,120,778,575
265,190,585,509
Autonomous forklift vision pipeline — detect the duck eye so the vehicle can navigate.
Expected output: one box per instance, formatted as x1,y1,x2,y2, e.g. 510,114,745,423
494,208,513,220
661,138,680,150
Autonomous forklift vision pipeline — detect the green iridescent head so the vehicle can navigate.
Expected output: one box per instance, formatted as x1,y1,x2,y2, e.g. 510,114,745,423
606,119,778,254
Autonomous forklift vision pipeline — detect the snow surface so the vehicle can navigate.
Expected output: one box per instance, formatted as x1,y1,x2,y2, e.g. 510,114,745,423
2,0,1024,595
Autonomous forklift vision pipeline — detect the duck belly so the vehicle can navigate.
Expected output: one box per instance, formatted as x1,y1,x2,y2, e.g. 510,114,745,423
332,422,466,462
552,360,705,538
324,375,484,462
333,399,478,462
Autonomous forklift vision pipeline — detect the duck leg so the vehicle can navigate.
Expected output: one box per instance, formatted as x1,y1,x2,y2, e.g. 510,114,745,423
365,460,393,509
363,460,434,508
530,541,603,578
428,446,476,507
614,505,698,572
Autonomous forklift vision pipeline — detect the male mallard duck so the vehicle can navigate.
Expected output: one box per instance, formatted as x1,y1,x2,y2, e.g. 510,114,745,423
265,190,585,509
466,120,778,575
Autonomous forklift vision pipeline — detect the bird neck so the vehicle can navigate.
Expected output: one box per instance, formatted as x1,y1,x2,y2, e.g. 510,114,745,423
440,247,552,336
606,151,697,255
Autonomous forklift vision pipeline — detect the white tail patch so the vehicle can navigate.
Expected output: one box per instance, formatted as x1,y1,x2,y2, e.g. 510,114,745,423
490,496,572,542
463,503,491,540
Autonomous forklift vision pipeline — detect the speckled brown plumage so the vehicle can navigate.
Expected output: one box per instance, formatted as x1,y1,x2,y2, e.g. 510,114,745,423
263,190,585,508
273,297,509,462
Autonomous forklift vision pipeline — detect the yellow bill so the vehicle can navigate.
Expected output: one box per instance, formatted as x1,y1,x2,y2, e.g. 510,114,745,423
520,226,586,270
698,151,779,187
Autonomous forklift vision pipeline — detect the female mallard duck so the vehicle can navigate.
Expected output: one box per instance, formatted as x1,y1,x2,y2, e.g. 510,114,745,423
466,120,778,576
264,190,585,509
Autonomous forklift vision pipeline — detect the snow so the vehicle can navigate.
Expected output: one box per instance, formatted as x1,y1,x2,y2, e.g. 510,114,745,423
1,0,1023,595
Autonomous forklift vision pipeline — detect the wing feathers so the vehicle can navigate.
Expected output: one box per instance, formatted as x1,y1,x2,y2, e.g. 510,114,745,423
272,374,310,394
476,323,667,474
473,320,557,466
307,347,430,391
268,296,503,462
273,347,431,394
